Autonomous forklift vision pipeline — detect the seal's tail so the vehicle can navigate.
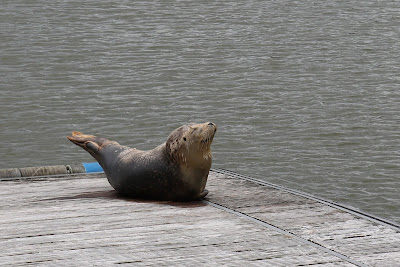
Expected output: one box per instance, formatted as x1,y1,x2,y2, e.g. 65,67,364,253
67,131,109,160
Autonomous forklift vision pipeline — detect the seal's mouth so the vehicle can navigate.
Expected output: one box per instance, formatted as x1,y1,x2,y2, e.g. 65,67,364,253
198,122,216,151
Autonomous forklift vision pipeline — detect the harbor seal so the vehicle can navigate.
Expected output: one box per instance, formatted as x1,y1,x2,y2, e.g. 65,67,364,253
67,122,217,201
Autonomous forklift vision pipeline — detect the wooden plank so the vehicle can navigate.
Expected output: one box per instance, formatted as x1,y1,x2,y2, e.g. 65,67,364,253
206,170,400,266
0,170,398,266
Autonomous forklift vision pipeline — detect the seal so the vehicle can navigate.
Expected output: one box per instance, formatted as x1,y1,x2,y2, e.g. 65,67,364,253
67,122,217,201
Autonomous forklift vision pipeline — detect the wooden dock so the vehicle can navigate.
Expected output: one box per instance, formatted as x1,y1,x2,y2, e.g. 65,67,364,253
1,169,399,266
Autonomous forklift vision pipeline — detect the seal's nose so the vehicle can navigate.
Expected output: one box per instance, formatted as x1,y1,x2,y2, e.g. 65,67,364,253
208,122,214,126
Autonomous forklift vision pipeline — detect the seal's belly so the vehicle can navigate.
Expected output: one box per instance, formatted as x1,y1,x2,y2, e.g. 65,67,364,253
102,152,197,200
106,159,176,197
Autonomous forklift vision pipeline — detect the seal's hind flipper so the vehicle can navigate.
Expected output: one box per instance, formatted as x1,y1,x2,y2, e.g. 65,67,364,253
67,131,115,160
67,132,100,150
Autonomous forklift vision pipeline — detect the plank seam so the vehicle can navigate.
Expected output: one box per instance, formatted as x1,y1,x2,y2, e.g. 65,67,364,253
211,169,400,231
203,199,369,267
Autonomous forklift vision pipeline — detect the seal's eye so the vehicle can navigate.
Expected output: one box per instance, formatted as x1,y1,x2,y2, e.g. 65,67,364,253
183,137,187,141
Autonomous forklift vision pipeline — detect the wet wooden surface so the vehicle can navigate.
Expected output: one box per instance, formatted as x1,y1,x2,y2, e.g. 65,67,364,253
0,170,399,266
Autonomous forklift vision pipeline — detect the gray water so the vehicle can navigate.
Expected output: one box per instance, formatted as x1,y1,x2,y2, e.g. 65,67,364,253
1,0,399,224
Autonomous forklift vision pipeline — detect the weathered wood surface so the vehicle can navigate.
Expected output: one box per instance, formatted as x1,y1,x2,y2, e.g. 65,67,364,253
0,170,399,266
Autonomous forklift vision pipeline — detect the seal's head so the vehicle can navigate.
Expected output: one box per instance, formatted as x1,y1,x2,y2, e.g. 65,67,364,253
166,122,217,168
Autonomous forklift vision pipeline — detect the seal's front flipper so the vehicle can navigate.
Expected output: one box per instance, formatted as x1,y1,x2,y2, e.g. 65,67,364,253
198,189,209,199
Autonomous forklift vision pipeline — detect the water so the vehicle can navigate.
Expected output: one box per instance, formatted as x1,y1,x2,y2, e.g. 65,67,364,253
1,0,399,224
